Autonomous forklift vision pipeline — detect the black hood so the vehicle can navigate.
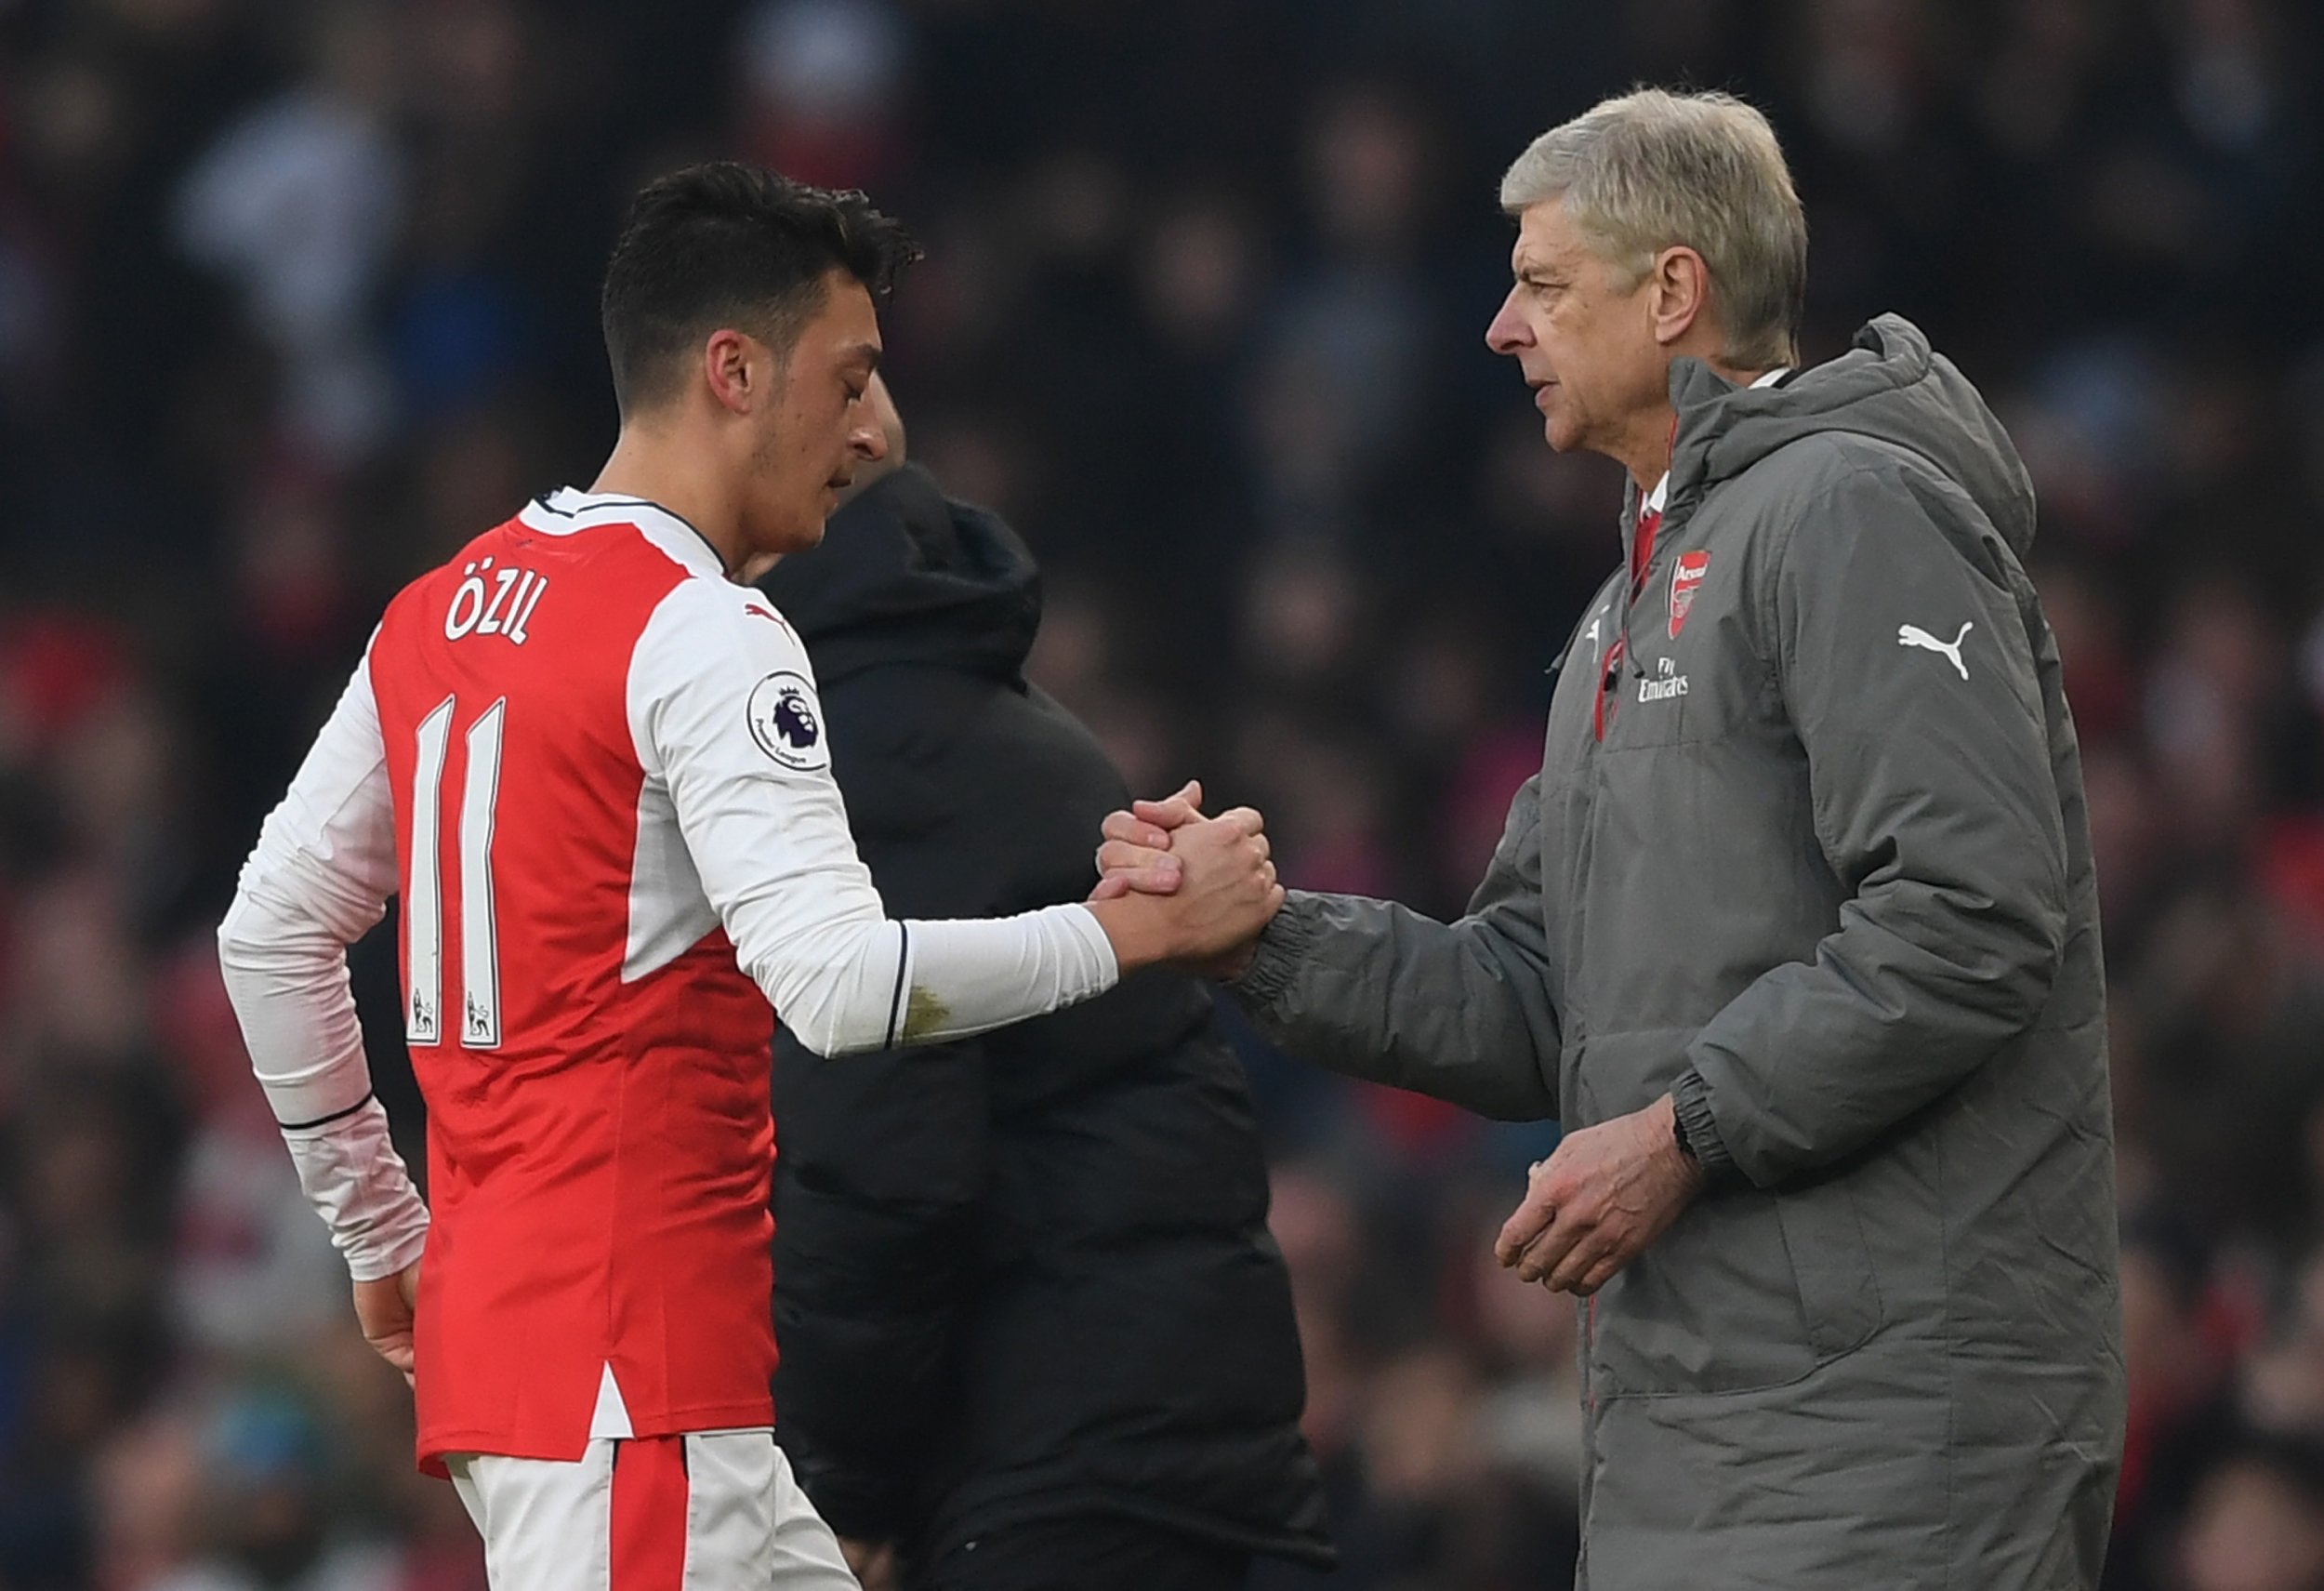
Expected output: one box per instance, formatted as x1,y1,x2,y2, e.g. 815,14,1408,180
758,463,1043,687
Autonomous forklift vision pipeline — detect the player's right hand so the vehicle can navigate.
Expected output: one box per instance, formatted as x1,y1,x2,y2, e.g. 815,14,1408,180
1092,782,1277,976
1163,807,1280,957
352,1258,423,1387
1089,804,1279,976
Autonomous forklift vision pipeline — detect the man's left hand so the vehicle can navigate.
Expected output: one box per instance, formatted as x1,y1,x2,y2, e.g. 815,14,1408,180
1496,1094,1705,1294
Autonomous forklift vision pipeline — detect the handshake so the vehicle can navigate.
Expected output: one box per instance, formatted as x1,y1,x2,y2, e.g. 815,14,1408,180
1081,780,1282,979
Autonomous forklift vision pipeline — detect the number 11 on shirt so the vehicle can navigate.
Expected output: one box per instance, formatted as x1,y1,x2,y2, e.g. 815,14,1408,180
406,696,506,1050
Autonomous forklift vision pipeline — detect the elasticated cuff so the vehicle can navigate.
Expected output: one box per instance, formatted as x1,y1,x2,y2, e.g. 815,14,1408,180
1671,1066,1748,1190
1230,893,1325,1009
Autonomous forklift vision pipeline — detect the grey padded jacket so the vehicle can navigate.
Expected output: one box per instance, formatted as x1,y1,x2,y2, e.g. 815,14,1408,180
1235,316,2124,1590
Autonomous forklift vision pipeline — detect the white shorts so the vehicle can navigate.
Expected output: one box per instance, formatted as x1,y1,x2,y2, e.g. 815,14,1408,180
445,1429,858,1591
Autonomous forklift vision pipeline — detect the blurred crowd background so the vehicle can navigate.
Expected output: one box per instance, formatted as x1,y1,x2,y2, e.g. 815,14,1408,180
5,0,2324,1587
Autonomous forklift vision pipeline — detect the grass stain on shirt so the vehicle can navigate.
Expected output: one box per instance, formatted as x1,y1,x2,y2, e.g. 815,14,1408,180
903,986,953,1041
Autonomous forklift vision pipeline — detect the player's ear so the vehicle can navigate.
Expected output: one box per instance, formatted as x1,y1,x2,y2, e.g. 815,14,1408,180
702,328,757,415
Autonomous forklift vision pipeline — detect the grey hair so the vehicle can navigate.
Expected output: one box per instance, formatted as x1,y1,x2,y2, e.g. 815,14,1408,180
1499,88,1805,369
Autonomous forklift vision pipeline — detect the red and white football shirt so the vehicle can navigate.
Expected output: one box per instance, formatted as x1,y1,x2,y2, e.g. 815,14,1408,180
218,489,1118,1471
375,492,798,1463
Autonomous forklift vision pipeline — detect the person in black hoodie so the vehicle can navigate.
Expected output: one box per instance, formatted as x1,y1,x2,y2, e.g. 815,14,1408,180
757,380,1332,1591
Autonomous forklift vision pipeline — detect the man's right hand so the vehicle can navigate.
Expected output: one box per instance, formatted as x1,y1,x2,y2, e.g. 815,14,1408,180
352,1257,423,1386
1091,782,1270,979
1085,797,1280,974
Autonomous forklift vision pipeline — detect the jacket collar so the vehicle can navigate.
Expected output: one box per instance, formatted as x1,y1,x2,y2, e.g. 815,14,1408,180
1641,366,1789,518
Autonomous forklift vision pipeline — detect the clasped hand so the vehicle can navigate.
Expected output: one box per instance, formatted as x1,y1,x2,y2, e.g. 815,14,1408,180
1085,781,1282,973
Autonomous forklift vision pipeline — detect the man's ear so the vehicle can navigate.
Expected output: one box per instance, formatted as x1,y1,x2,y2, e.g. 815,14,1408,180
1647,246,1712,349
702,328,759,415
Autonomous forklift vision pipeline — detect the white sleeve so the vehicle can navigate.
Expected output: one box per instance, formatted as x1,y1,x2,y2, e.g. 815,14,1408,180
217,646,430,1282
629,580,1120,1057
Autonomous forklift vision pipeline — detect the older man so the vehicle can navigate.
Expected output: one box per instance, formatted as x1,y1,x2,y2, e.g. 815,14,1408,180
1105,89,2122,1589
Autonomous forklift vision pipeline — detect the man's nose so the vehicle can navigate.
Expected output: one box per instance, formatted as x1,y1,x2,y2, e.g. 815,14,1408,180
852,415,888,461
1485,288,1530,355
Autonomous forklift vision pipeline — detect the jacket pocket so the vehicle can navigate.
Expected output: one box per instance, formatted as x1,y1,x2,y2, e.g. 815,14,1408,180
1771,1174,1884,1359
1590,1174,1884,1398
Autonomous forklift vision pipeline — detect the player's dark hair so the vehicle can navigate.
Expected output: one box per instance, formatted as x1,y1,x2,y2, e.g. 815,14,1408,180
600,162,921,417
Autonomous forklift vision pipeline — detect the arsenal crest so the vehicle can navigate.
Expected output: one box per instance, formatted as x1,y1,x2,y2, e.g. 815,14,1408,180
1669,550,1710,639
